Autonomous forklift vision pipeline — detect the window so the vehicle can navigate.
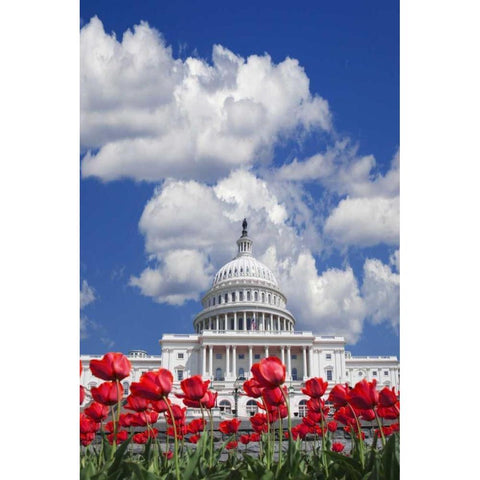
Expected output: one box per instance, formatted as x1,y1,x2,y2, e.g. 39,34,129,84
358,371,363,376
384,371,389,376
262,292,265,302
254,291,258,301
177,370,184,381
298,399,308,418
372,371,377,376
238,367,245,379
219,399,232,414
291,354,297,360
212,297,215,306
218,295,221,304
246,399,258,416
239,353,245,359
215,368,223,381
216,353,222,359
239,291,244,301
123,382,129,396
247,291,251,301
224,294,228,303
232,292,236,302
254,354,260,360
177,353,184,359
326,353,332,360
292,368,298,380
326,370,333,381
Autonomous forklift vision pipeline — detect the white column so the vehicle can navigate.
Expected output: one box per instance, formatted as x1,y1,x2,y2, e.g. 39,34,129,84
202,345,206,377
232,346,237,378
262,312,265,331
209,345,213,378
234,312,237,331
224,314,227,331
243,312,247,330
265,345,269,357
308,346,313,378
249,345,253,375
216,316,219,331
287,346,291,380
303,346,307,380
226,346,230,378
281,346,285,364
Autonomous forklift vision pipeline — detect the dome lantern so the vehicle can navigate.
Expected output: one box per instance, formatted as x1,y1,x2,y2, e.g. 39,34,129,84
236,218,253,257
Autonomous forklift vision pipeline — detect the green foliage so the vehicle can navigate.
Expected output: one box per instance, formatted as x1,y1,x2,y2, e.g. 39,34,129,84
80,431,399,480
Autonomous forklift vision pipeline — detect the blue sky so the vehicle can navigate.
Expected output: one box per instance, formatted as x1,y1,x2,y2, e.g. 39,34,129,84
80,0,400,358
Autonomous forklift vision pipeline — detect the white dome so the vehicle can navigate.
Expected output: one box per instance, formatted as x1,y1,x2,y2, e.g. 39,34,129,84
213,255,278,287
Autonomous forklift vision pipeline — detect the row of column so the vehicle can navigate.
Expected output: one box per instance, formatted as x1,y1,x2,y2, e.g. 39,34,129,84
201,344,312,380
196,312,294,333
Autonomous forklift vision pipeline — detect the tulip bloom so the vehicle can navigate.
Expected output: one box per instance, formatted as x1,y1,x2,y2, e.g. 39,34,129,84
84,402,109,422
91,381,123,406
225,441,238,450
250,413,268,433
249,432,261,442
124,394,150,412
262,386,287,407
348,379,379,410
80,413,100,434
307,397,329,415
251,356,286,389
89,352,131,382
187,418,206,434
377,405,399,420
219,418,241,435
164,451,173,460
239,434,250,445
182,389,217,409
177,375,210,401
332,442,345,453
130,369,173,401
327,420,338,432
133,432,149,444
243,378,263,398
80,432,95,446
188,434,201,444
107,430,128,445
302,377,328,398
328,384,351,408
379,386,398,408
357,409,376,422
150,399,170,413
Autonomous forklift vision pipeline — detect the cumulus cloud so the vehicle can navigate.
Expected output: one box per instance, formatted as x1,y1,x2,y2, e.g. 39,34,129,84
80,17,331,182
324,196,399,247
262,248,367,343
80,280,96,309
361,258,400,329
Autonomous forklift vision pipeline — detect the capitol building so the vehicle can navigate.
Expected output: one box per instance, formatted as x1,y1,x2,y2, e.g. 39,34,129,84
81,220,399,417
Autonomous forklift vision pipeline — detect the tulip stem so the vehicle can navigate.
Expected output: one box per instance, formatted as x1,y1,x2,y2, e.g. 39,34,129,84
164,398,180,480
374,411,386,448
347,402,365,469
320,412,329,476
208,408,214,469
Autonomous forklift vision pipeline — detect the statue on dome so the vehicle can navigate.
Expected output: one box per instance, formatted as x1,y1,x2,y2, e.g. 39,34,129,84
242,218,248,237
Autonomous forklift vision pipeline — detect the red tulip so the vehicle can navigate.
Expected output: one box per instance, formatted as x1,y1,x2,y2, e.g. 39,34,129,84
150,398,170,413
89,352,131,381
250,413,268,433
104,421,114,433
124,394,150,412
302,377,328,398
131,410,159,426
379,386,398,408
291,423,309,440
80,385,85,405
243,378,263,398
133,431,149,444
107,430,128,444
177,375,210,401
332,442,345,452
262,386,287,407
119,413,137,428
307,397,329,415
80,413,100,434
377,405,399,420
164,451,173,460
328,383,351,408
391,422,400,432
219,418,241,435
91,381,123,405
333,406,355,427
165,404,187,426
80,432,95,446
348,379,379,410
357,408,376,422
84,402,109,422
239,434,250,445
251,356,286,388
130,369,173,401
383,425,394,436
187,418,206,434
182,389,217,409
225,441,238,450
249,432,261,442
327,420,338,432
188,434,201,444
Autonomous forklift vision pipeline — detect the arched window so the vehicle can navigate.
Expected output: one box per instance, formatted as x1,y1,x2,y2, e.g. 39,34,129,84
254,291,258,301
215,368,223,381
218,295,221,304
224,293,228,303
122,382,130,396
247,291,251,301
298,399,308,418
246,399,258,416
292,368,298,381
219,399,232,414
262,292,265,302
239,291,244,301
232,292,236,302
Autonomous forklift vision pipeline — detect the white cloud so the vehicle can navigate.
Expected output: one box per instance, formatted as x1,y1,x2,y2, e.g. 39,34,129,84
324,196,399,247
80,280,96,309
361,258,400,329
389,249,400,272
262,249,366,343
80,17,331,182
129,249,212,305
